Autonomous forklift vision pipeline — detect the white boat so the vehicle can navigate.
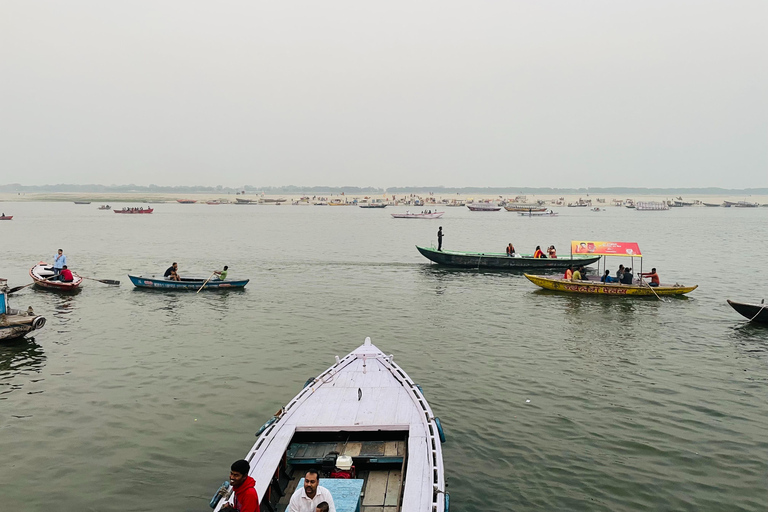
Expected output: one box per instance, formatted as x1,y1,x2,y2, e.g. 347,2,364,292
391,211,444,219
466,203,501,212
0,279,46,341
212,338,447,512
517,211,558,217
635,201,669,211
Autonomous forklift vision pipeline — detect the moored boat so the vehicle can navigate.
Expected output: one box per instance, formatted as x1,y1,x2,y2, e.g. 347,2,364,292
177,199,197,204
391,211,444,219
73,201,91,204
727,300,768,323
30,263,83,292
0,280,46,342
636,201,669,211
416,246,599,269
128,275,249,290
524,274,697,296
114,207,153,214
210,337,446,512
359,203,388,208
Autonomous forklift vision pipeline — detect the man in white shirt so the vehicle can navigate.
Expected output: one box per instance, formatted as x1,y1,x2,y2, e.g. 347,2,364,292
289,469,336,512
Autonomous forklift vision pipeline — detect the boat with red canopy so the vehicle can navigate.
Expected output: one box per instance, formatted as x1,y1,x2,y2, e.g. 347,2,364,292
524,241,697,296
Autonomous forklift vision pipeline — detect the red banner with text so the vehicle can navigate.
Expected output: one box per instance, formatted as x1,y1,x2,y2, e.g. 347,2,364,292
571,241,642,257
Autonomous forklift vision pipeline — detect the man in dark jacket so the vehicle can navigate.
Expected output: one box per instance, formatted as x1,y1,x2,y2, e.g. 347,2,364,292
221,459,260,512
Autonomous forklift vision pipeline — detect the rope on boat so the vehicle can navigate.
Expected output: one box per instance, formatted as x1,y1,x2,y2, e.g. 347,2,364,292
748,300,767,322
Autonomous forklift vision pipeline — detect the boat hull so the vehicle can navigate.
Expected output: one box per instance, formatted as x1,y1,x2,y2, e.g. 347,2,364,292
0,216,12,220
391,212,444,219
128,275,249,290
30,263,83,291
727,300,768,323
524,274,697,296
417,246,600,269
505,206,547,212
0,316,46,341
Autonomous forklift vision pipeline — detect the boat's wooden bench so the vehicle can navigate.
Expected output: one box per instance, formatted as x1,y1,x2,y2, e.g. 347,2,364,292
276,470,401,512
287,440,406,466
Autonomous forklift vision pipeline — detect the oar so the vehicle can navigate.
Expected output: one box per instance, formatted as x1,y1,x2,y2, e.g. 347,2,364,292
639,274,663,301
83,276,120,286
196,272,217,293
8,283,34,294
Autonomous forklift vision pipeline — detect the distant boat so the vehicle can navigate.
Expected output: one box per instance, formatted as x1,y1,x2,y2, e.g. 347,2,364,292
206,200,222,205
735,201,759,208
518,211,558,217
73,201,91,204
636,201,669,211
98,205,111,210
177,199,197,204
0,215,12,220
727,299,768,323
504,205,547,212
114,207,153,214
391,211,444,219
467,203,501,212
702,202,721,207
329,199,353,206
235,198,258,204
359,203,387,208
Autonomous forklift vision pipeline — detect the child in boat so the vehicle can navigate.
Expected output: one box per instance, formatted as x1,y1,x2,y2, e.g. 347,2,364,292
316,502,329,512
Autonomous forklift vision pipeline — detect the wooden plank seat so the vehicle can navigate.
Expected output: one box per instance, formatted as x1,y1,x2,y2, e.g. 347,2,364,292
287,440,405,466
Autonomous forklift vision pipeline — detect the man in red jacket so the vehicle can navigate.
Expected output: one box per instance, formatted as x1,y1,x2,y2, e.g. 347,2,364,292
221,459,260,512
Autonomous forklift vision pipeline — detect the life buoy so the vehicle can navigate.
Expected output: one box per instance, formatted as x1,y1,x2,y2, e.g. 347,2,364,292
255,416,277,437
434,417,446,443
32,316,46,330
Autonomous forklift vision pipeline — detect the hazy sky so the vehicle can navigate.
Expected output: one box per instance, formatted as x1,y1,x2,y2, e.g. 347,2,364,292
2,1,766,188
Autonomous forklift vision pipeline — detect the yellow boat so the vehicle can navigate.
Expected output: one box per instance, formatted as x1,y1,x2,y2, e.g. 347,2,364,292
524,274,698,296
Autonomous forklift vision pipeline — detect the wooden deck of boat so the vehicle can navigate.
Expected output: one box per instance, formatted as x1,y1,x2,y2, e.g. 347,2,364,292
276,468,402,512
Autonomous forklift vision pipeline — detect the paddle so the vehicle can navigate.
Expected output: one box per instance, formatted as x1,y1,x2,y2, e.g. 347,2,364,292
8,283,34,294
196,271,217,293
83,276,120,286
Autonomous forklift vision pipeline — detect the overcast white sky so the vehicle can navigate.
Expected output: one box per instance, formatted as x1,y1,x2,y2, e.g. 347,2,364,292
1,1,766,188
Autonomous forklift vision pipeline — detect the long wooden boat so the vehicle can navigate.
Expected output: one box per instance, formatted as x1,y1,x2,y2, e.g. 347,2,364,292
467,203,501,211
30,263,84,291
97,205,111,210
359,203,388,208
177,199,197,204
524,274,697,296
211,337,446,512
0,281,46,342
114,207,153,214
504,205,547,212
392,212,444,219
128,275,249,290
518,211,558,217
727,300,768,323
0,215,12,220
417,246,600,269
73,201,91,204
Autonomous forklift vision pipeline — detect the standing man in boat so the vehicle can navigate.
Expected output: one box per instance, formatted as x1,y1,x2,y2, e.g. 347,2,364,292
289,468,336,512
53,249,67,275
220,459,260,512
437,226,444,251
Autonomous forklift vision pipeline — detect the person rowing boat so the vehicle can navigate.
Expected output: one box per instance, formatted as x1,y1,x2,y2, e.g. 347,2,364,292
639,268,660,287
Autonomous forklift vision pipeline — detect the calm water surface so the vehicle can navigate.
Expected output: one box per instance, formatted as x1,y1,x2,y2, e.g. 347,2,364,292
1,202,767,511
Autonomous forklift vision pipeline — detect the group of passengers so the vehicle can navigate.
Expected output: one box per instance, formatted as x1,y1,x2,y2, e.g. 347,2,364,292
600,264,635,284
567,264,660,286
564,265,587,280
219,459,337,512
505,244,557,258
121,207,146,212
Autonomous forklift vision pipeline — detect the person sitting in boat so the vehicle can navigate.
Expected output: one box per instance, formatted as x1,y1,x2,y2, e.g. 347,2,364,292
220,459,259,512
289,468,336,512
214,265,228,280
547,245,557,258
533,246,546,258
164,262,180,281
506,243,516,256
571,267,582,280
56,265,74,283
315,502,329,512
564,265,573,280
639,268,660,287
601,270,617,283
621,267,634,284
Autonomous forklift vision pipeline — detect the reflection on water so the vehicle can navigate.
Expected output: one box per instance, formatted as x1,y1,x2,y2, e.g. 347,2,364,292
728,323,768,358
0,338,46,399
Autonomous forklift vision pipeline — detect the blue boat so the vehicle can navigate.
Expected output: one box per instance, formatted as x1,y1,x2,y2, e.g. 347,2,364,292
128,275,249,290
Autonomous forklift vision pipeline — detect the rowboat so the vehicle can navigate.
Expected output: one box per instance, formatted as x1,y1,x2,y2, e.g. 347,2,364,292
206,201,222,205
211,337,446,512
702,202,721,207
114,207,154,214
177,199,197,204
524,274,697,296
29,263,84,292
504,205,547,212
391,212,444,219
359,203,388,208
128,275,249,290
73,201,91,204
467,203,501,211
416,246,600,269
98,205,111,210
727,300,768,323
0,280,46,342
0,215,12,220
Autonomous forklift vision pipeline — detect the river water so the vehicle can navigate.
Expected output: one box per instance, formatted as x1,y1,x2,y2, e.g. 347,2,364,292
1,202,767,511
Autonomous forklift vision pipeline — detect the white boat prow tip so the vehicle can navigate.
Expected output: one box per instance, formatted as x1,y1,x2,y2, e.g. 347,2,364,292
364,336,372,346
